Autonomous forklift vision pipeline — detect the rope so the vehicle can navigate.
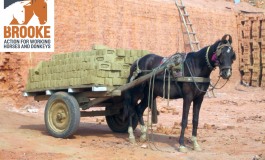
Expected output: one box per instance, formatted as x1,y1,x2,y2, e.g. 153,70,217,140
162,68,171,107
185,61,229,93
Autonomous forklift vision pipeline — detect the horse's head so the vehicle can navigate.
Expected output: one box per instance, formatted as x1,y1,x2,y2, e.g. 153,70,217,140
31,0,47,24
214,34,236,79
12,1,28,24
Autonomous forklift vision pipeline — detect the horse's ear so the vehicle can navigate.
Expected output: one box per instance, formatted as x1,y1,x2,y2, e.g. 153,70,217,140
221,34,232,44
228,34,232,44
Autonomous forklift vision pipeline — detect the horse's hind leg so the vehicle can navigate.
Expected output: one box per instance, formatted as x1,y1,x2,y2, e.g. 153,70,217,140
128,114,136,143
135,96,149,142
191,96,203,151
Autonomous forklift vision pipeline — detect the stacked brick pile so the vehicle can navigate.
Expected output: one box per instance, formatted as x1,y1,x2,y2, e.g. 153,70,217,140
237,14,265,87
25,45,149,91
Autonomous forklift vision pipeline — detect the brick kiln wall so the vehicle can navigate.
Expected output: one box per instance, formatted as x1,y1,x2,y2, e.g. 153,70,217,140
0,0,239,108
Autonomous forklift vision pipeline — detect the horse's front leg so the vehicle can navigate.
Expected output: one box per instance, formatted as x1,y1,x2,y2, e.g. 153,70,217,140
179,98,192,153
191,96,204,151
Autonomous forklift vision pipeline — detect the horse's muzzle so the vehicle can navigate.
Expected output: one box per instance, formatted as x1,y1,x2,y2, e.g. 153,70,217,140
220,67,232,79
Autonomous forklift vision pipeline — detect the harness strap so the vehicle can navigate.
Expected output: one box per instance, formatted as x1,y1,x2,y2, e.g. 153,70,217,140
205,46,214,70
175,77,210,83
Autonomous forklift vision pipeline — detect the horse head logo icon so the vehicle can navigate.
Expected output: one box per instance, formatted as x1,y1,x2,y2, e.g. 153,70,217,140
4,0,47,25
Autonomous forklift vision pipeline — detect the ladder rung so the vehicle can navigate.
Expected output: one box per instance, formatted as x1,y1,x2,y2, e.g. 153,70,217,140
191,41,199,44
179,5,185,9
186,23,192,25
183,13,189,17
189,32,196,35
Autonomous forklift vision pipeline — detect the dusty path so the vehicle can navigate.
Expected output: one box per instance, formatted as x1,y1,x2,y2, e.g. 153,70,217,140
0,86,265,160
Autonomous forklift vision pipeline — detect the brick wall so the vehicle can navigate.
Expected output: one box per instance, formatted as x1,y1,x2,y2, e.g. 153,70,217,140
0,0,239,107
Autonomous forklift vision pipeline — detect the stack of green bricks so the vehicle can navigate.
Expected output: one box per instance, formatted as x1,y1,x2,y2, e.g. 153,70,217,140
25,45,149,91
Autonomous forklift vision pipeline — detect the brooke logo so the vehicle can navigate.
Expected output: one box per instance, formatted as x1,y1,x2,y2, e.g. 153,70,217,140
0,0,54,52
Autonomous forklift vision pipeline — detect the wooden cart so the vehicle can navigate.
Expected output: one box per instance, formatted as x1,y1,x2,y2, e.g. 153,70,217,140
23,65,168,138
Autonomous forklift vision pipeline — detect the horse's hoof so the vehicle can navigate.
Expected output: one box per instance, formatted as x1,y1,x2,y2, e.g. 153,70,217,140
179,145,188,153
193,145,202,151
129,137,136,144
140,135,147,142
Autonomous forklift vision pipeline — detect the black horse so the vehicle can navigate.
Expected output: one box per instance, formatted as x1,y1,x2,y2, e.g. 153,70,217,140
123,34,236,152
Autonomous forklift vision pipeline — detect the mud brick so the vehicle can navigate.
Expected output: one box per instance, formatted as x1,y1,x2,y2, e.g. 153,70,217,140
51,54,60,60
91,76,105,85
34,61,43,75
108,71,120,78
89,70,97,76
104,54,116,62
125,50,131,57
251,80,259,87
243,30,250,38
130,57,136,64
82,62,89,70
98,62,111,70
114,57,125,63
112,63,122,71
84,56,92,62
75,78,81,85
96,49,104,56
64,58,71,64
97,70,108,77
46,74,52,80
74,71,82,78
120,70,130,78
67,72,73,79
112,78,127,85
116,49,125,57
51,73,56,80
95,56,105,62
38,81,43,89
252,43,259,49
253,58,260,65
42,61,49,67
72,64,78,71
51,66,56,73
49,80,54,87
69,78,74,86
32,75,42,82
41,67,47,74
261,30,265,37
81,76,92,84
130,50,137,56
75,63,81,71
121,64,130,70
93,44,110,50
125,56,130,64
87,50,96,56
104,78,113,86
262,67,265,75
107,49,115,54
61,65,67,72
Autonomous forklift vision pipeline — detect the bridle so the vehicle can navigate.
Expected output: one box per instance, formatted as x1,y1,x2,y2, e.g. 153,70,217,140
205,42,233,71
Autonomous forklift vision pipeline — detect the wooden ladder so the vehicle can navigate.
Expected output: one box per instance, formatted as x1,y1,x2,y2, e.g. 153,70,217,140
175,0,200,52
175,0,215,97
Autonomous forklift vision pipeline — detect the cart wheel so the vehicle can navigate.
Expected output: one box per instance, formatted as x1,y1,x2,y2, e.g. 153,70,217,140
106,108,138,133
44,92,80,138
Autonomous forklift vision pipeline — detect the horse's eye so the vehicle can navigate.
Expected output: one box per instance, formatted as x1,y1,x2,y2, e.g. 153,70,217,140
219,56,224,64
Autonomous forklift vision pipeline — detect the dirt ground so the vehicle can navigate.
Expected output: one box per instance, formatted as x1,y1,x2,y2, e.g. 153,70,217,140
0,80,265,160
